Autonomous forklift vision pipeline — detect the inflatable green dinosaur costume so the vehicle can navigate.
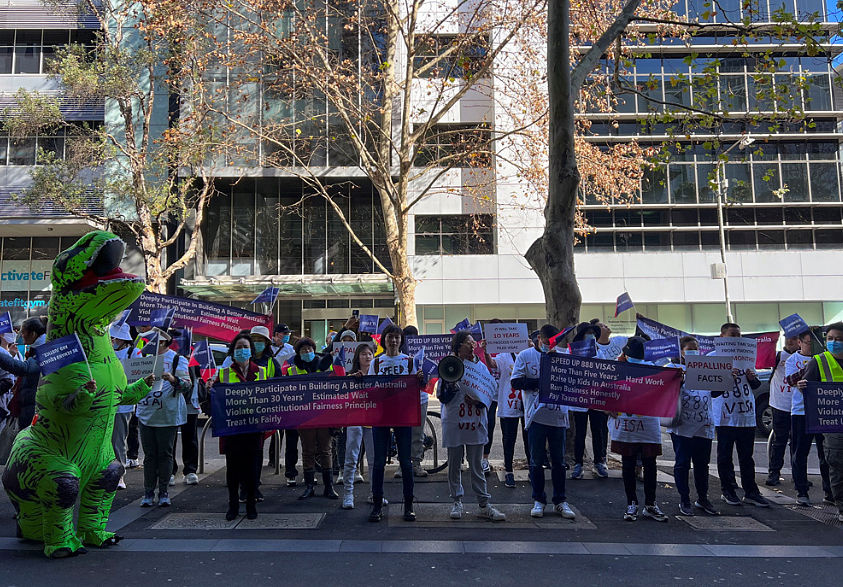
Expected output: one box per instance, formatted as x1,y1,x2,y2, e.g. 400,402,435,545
2,231,152,558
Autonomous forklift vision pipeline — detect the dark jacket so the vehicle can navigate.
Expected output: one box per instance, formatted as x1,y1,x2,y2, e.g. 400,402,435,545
0,343,42,429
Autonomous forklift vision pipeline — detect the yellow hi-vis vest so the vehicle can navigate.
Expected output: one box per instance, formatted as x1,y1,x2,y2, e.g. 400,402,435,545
816,351,843,382
219,365,267,384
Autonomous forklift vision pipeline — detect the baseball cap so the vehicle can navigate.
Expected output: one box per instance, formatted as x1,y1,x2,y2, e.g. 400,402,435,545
274,323,293,334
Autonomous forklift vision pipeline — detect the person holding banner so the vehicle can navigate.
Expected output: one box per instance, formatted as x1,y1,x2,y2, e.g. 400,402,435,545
136,330,191,508
268,323,299,482
493,347,529,489
570,323,610,480
796,322,843,522
713,323,770,508
215,333,268,520
282,337,339,501
0,316,47,431
398,325,430,479
110,322,141,490
511,324,576,520
367,324,424,523
668,336,718,516
610,337,668,522
787,328,833,506
766,334,800,488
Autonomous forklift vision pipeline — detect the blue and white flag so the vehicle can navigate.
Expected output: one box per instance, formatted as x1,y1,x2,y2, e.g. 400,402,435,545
644,338,681,362
413,347,425,372
149,308,176,331
569,338,597,358
139,330,161,356
33,333,88,376
172,329,193,358
468,322,483,339
377,317,395,335
189,340,215,370
451,318,471,333
358,314,379,334
251,287,280,305
0,312,12,335
112,309,132,329
615,292,634,317
779,314,809,339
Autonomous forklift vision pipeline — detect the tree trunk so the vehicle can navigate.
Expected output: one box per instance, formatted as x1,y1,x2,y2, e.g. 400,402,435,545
525,0,582,329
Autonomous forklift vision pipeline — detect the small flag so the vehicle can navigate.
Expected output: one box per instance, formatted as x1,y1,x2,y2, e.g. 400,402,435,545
33,333,88,376
112,309,132,329
569,338,597,358
189,340,215,370
149,308,176,331
139,331,160,356
468,322,483,338
615,292,634,317
358,314,379,334
643,338,681,362
779,314,809,339
171,329,192,358
331,345,346,376
413,347,425,372
251,286,280,305
549,325,575,349
377,317,394,334
451,318,471,334
0,312,13,335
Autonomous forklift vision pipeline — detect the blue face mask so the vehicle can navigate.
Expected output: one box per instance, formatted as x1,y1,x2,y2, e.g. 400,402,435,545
254,342,266,354
683,350,699,356
540,343,550,353
827,340,843,354
585,334,595,341
627,357,645,364
301,351,316,363
234,348,251,363
282,334,290,344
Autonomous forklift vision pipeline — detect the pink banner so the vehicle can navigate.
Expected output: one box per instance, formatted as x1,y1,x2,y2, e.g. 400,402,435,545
539,354,682,418
745,331,779,370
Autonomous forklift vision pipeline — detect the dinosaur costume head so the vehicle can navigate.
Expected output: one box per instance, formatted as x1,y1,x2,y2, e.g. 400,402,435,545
49,231,146,335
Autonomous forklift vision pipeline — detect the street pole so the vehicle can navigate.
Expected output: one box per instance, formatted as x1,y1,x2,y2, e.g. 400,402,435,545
715,159,733,323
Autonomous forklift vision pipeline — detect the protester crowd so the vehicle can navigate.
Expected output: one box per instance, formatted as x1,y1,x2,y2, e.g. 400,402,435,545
2,310,843,527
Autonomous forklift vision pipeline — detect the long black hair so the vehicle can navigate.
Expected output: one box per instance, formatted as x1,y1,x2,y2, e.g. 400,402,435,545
227,333,256,358
351,342,375,374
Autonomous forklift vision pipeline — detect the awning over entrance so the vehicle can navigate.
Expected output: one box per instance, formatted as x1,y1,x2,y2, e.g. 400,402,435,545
179,274,394,302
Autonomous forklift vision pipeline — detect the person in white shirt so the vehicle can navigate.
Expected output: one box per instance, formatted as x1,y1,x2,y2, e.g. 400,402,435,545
493,348,528,489
135,329,191,508
591,319,629,363
110,322,141,490
609,337,668,522
668,336,718,516
511,324,576,520
570,322,610,480
766,334,800,487
439,331,506,522
785,329,833,505
268,323,297,482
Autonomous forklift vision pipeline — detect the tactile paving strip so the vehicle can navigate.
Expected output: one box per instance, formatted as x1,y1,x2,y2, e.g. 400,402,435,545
677,515,774,532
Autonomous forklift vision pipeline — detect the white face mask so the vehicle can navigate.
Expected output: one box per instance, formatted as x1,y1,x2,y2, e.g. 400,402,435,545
683,350,699,356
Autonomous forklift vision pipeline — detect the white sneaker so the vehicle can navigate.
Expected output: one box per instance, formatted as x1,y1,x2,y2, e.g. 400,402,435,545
530,501,544,518
477,504,506,521
412,463,428,477
337,472,344,484
367,493,388,505
481,458,491,474
184,473,199,485
450,501,464,519
126,459,139,469
117,477,126,490
354,471,364,483
168,475,175,487
624,503,639,521
342,493,354,510
460,461,469,472
394,469,402,478
554,502,576,519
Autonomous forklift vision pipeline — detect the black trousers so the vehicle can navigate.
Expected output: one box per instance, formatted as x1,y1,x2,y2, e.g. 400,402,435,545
269,429,300,479
172,413,199,475
622,454,657,506
768,407,791,476
500,416,529,472
484,401,498,455
127,413,140,460
716,426,759,495
791,414,832,495
572,409,609,465
226,450,259,505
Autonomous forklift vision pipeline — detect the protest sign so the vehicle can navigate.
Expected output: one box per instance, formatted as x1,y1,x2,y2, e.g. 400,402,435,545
33,334,89,377
128,292,272,342
460,360,497,408
643,338,680,362
684,355,735,391
715,337,757,371
120,355,166,384
0,312,12,334
780,314,809,339
484,323,529,354
358,314,379,334
210,374,422,435
569,338,597,358
744,332,779,369
332,341,373,372
804,381,843,433
405,334,453,362
538,353,682,417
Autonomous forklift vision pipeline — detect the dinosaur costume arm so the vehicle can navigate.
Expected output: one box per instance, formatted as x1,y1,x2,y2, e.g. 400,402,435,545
0,352,39,377
119,378,152,405
37,367,98,415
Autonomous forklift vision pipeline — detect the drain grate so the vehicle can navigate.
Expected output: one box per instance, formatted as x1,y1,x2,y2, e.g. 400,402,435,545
783,504,843,527
677,515,774,531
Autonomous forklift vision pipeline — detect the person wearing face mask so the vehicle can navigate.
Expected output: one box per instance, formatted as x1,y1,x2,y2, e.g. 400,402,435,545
796,322,843,522
212,333,267,520
511,324,576,520
271,324,295,363
0,316,48,431
268,324,297,480
609,336,668,522
282,337,338,500
786,328,832,506
713,322,769,508
110,321,141,490
766,333,801,488
667,336,718,516
569,322,610,480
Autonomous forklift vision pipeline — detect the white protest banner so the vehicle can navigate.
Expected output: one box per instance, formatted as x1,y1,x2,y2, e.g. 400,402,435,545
459,360,497,408
685,356,734,391
714,337,757,371
484,323,529,354
332,341,373,372
121,356,165,384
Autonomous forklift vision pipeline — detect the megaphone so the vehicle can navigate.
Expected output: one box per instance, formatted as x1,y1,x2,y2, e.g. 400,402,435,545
437,355,464,383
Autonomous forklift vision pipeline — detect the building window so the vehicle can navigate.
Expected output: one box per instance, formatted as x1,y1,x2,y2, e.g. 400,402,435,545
414,214,495,255
0,124,98,166
413,34,489,79
414,124,492,168
0,29,97,75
